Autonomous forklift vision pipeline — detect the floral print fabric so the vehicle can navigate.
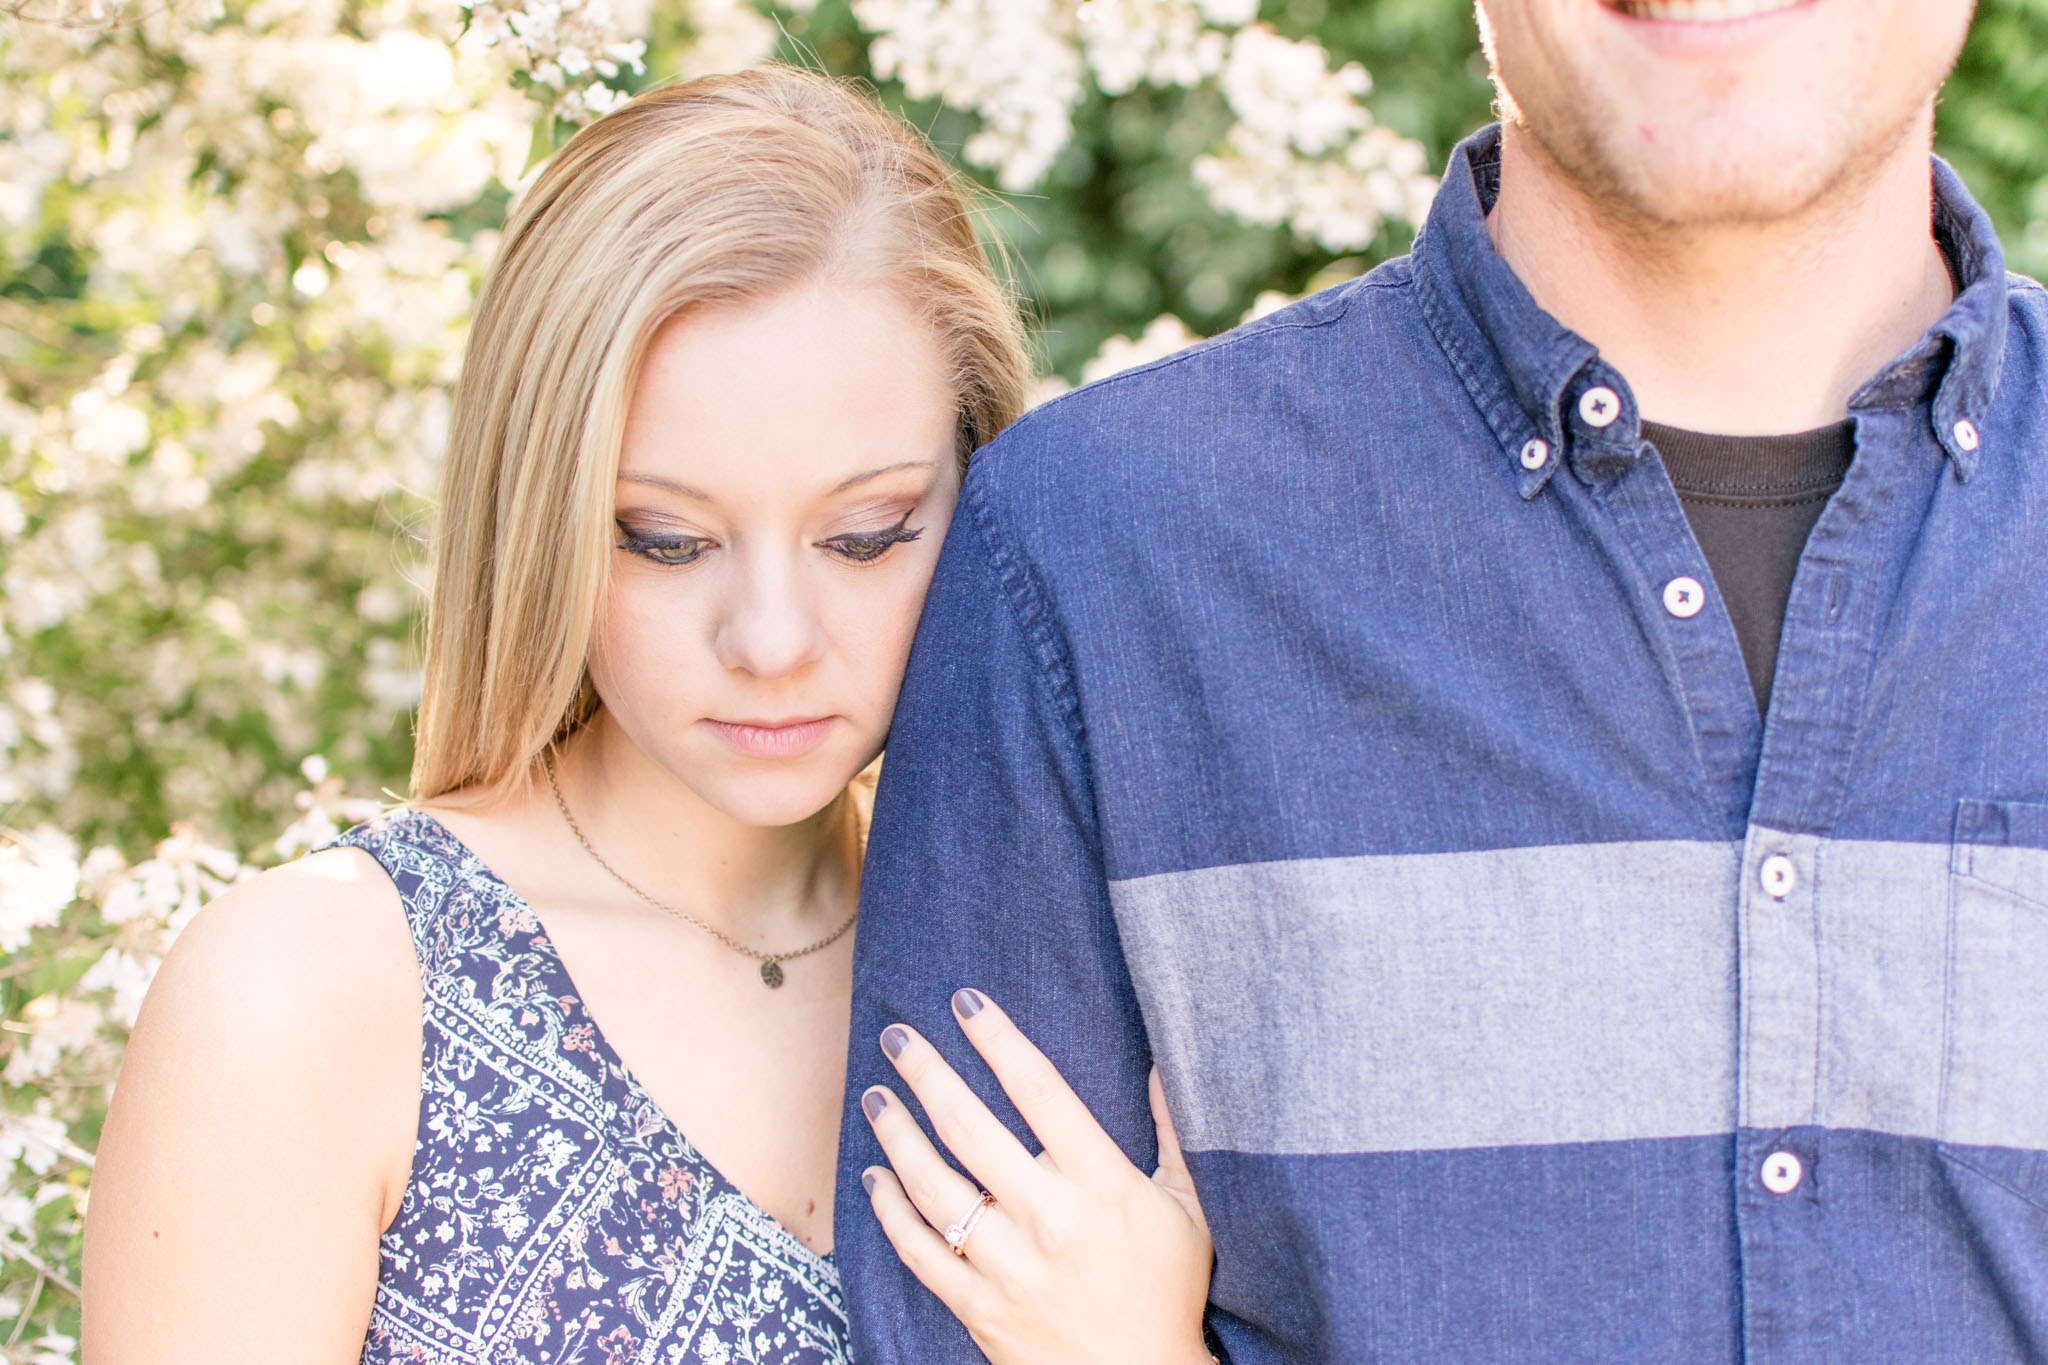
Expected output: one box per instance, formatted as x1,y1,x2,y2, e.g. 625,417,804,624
337,810,851,1365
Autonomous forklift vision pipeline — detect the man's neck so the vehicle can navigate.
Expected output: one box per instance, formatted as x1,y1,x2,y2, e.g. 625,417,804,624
1486,115,1956,436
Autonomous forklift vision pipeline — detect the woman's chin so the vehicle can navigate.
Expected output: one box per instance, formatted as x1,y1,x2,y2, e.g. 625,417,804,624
690,763,866,830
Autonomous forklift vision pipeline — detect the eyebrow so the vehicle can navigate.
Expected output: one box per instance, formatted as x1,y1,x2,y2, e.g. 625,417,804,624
617,460,937,500
829,459,937,494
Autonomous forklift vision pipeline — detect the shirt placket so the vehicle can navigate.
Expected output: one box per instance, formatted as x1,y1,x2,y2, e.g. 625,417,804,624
1581,370,1949,1358
1560,368,1762,836
1735,398,1952,1362
1561,373,1948,1362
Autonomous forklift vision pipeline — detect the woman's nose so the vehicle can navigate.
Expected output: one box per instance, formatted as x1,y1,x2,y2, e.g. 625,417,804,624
711,558,827,680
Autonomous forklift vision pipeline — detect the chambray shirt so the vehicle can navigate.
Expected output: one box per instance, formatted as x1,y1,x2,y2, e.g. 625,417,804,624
836,126,2048,1363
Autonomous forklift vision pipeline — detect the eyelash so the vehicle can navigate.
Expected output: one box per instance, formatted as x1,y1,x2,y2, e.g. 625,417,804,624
829,511,924,564
615,513,924,568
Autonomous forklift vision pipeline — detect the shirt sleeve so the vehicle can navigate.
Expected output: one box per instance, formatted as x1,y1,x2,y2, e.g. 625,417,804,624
833,452,1157,1361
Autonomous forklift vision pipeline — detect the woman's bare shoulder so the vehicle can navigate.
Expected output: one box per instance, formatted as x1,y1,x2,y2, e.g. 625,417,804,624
150,846,418,1029
114,844,422,1135
84,847,423,1359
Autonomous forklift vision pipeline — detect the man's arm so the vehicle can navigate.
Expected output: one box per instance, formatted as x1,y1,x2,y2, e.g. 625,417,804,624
836,453,1157,1361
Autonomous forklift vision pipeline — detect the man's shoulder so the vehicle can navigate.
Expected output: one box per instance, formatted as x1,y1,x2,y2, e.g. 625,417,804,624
968,261,1420,508
2005,269,2048,322
1995,270,2048,406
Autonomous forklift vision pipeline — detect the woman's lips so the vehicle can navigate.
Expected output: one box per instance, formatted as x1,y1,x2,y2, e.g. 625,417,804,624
705,716,836,759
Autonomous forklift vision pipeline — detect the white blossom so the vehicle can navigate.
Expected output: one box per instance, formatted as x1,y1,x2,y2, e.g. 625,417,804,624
1077,0,1230,96
4,995,105,1084
1192,25,1436,251
847,4,1432,245
0,1112,72,1179
0,827,78,953
463,0,646,128
1081,313,1204,382
669,0,779,81
858,0,1086,189
0,1193,32,1240
78,948,158,1030
28,1334,79,1365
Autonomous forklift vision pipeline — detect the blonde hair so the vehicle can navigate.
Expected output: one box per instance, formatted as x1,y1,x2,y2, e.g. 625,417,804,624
411,66,1032,804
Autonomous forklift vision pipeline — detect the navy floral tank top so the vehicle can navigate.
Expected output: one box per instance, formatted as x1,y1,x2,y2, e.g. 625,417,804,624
336,810,852,1365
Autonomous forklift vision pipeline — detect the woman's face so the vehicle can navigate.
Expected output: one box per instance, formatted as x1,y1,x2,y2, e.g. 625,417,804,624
588,281,962,828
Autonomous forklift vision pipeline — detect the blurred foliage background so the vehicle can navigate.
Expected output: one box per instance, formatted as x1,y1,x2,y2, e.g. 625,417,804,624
751,0,1496,376
1,0,2046,1354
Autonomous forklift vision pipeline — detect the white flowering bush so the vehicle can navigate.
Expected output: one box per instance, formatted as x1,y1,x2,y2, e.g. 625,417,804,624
5,0,2043,1353
1,0,596,1347
857,0,1433,246
0,758,376,1355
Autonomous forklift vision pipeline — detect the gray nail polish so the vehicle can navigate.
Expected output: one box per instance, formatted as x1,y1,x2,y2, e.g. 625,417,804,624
861,1169,878,1195
952,988,985,1019
862,1087,888,1121
881,1024,910,1060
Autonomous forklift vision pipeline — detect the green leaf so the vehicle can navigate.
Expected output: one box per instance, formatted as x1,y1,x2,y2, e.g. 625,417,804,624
524,113,558,174
23,948,100,1001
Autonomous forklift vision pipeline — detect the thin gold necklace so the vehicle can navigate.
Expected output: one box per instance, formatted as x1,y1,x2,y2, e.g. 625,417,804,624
542,751,857,989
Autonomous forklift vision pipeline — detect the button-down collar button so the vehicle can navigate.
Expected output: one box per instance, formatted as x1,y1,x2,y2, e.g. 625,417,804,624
1519,438,1550,471
1760,854,1798,900
1662,576,1705,619
1579,385,1622,428
1953,418,1981,452
1761,1150,1803,1195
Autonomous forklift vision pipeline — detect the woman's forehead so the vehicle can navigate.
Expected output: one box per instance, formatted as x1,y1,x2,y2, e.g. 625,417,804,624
618,284,957,507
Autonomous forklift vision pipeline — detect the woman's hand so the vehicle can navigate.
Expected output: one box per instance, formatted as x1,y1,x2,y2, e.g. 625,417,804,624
859,988,1213,1365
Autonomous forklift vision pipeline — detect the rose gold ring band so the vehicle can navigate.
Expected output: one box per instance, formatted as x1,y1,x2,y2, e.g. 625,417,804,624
942,1191,996,1256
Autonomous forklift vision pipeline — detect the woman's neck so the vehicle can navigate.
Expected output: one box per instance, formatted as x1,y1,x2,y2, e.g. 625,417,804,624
547,714,862,944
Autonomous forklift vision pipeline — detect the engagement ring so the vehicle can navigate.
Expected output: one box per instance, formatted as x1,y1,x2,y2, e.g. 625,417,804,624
942,1191,996,1256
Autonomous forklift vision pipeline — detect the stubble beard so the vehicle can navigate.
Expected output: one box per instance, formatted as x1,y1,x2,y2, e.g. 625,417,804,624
1513,87,1942,247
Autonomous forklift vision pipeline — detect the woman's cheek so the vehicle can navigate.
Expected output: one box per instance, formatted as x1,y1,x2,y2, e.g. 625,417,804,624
591,578,708,715
868,559,942,705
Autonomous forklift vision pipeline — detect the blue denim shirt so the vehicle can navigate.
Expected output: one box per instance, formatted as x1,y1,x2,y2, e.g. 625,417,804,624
837,125,2048,1363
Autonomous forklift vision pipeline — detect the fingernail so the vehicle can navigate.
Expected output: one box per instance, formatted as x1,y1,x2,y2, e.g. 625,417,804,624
862,1087,889,1121
881,1024,910,1060
862,1169,878,1195
952,988,985,1019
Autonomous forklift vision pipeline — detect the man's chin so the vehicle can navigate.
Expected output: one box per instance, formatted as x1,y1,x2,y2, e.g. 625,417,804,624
1613,158,1845,232
1525,111,1867,233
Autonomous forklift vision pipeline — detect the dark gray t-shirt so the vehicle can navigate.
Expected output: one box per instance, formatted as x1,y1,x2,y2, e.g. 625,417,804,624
1643,419,1856,716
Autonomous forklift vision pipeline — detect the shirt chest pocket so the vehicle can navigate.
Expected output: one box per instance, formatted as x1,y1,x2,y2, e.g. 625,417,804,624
1940,799,2048,1170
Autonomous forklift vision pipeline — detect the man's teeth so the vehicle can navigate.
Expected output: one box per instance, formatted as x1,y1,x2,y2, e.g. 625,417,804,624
1613,0,1807,19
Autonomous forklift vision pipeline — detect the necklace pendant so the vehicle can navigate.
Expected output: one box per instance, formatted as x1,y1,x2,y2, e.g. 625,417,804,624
760,960,784,989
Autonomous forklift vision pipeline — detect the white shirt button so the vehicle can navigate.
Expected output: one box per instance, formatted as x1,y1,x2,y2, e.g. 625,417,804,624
1579,386,1622,428
1519,438,1550,471
1953,418,1980,452
1662,576,1705,619
1760,854,1798,900
1761,1150,1803,1195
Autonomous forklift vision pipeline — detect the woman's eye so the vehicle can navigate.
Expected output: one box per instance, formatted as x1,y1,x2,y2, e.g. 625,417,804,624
827,518,923,565
618,529,710,566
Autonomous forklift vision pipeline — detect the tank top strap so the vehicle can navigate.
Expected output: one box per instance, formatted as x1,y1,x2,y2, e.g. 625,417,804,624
329,808,483,973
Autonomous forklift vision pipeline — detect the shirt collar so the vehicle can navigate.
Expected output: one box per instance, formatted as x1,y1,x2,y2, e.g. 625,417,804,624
1410,124,2011,494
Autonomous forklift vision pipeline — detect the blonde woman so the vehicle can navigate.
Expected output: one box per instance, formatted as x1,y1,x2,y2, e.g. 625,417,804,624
82,70,1212,1364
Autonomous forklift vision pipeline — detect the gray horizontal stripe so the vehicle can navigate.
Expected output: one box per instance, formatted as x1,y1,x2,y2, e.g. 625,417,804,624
1113,841,1743,1154
1112,835,2048,1156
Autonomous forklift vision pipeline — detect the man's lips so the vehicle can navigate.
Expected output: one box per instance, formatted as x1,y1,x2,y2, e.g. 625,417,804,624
1607,0,1808,20
705,717,836,759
